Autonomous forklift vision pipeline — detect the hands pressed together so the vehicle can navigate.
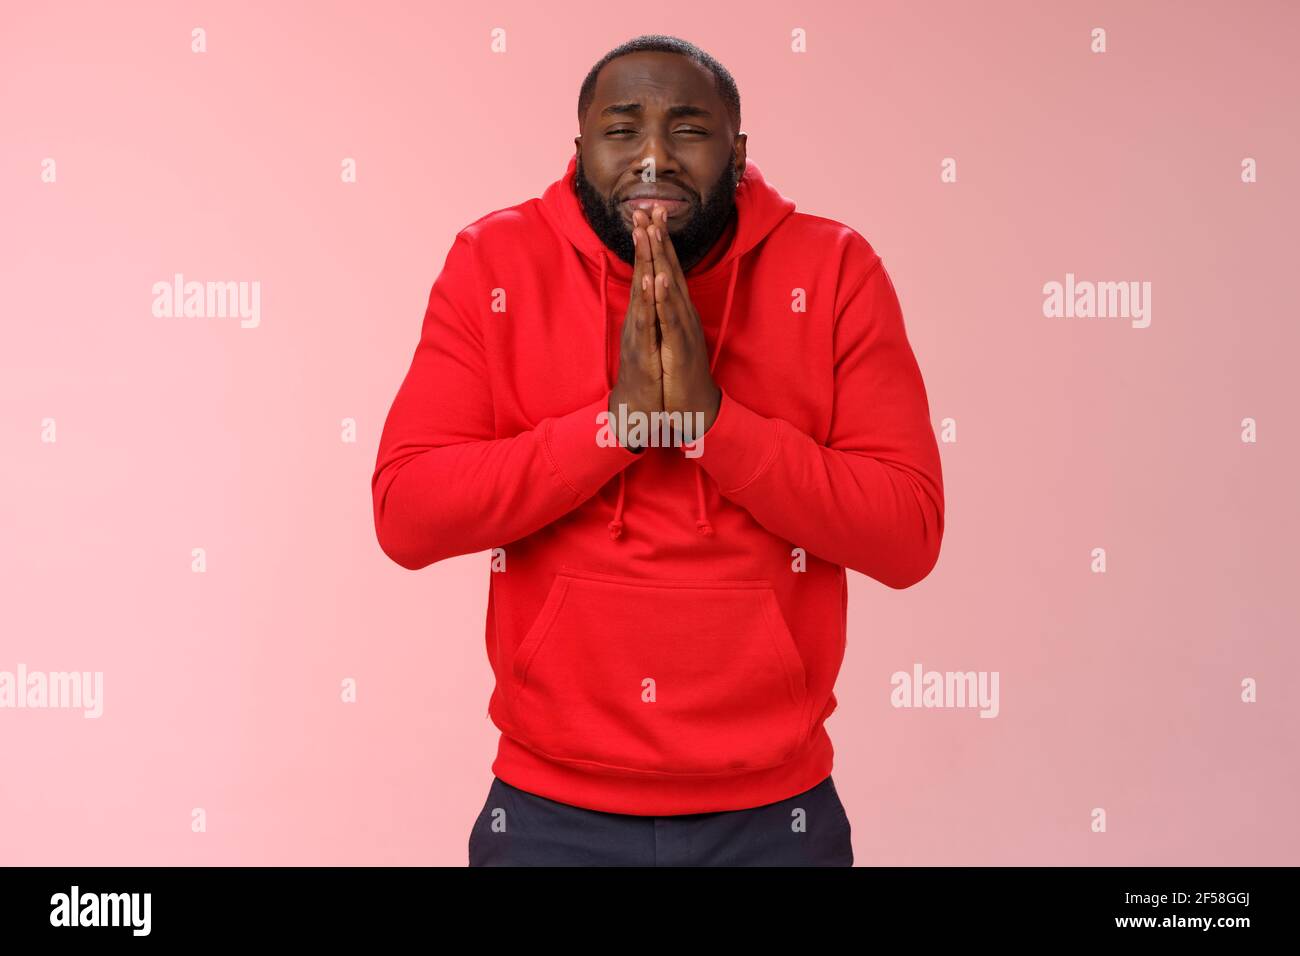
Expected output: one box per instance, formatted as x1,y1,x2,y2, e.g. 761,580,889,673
607,205,723,451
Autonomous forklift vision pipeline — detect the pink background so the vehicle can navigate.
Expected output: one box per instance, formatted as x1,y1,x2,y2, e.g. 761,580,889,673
2,0,1297,865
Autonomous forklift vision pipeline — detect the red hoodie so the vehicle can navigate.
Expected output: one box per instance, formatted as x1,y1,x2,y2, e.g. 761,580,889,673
372,154,944,815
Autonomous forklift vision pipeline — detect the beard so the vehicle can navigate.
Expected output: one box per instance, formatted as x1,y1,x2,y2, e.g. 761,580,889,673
574,153,739,270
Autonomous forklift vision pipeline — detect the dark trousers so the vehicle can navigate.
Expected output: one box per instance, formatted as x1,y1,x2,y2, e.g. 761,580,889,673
468,774,854,866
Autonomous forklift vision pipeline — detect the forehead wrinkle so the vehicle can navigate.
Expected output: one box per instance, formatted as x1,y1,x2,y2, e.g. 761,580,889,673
592,57,719,116
599,102,713,118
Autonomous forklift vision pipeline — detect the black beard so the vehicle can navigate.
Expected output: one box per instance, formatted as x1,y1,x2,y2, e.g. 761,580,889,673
574,154,738,271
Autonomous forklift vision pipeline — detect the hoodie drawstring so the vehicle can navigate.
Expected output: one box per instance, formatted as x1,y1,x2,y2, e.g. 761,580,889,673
602,249,740,542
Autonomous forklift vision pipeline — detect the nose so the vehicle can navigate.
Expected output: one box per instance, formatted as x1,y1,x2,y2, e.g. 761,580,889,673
637,128,679,183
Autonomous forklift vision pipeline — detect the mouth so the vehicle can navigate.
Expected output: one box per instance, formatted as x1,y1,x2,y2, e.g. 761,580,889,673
619,197,691,220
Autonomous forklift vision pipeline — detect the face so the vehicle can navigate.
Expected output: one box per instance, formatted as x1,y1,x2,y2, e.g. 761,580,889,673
574,51,747,271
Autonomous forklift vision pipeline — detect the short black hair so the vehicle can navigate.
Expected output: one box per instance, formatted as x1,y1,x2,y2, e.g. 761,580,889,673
577,35,741,132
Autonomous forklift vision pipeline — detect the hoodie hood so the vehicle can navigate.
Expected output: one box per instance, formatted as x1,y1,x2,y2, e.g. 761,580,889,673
539,154,796,542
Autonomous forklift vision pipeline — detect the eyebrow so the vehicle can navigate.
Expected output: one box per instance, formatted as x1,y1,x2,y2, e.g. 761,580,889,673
599,103,713,119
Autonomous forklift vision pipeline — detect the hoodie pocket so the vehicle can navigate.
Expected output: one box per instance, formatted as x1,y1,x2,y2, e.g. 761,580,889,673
506,566,811,776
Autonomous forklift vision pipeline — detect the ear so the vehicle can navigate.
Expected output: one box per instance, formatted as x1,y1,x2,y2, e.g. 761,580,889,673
733,132,748,181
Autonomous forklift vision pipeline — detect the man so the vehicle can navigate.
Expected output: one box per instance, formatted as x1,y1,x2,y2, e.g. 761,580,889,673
372,35,944,866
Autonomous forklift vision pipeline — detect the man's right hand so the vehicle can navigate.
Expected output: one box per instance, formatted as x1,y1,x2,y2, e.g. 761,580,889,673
608,207,664,452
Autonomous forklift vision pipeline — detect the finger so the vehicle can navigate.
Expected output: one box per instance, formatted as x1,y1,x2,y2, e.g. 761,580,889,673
651,205,709,353
647,211,678,328
629,209,660,352
630,208,651,296
632,208,653,273
649,212,692,347
654,271,688,360
652,205,688,297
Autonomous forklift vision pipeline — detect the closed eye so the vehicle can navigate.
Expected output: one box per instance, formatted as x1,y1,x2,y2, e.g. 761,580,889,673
606,128,709,136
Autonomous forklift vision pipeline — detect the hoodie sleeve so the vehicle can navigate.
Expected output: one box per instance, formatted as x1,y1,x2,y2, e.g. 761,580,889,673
693,250,944,589
372,232,640,570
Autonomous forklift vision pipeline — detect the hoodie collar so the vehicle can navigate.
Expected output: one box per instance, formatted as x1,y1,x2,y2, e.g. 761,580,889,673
539,154,796,543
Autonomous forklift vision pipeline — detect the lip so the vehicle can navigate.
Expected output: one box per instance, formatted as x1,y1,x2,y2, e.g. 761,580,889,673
619,197,691,219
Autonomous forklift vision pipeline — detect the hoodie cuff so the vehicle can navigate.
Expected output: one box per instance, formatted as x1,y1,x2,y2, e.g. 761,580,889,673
543,391,640,497
691,387,783,494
